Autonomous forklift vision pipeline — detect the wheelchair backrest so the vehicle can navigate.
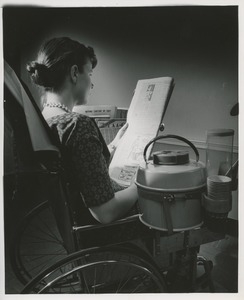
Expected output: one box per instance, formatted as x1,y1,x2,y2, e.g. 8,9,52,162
4,61,78,253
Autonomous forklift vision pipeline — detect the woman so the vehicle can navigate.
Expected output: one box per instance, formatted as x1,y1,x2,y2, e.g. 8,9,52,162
26,37,138,224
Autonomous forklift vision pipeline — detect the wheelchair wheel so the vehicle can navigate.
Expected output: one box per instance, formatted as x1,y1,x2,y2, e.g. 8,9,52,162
10,201,68,285
21,246,167,293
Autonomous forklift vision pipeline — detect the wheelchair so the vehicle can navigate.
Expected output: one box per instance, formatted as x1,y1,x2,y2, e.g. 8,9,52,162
4,61,234,294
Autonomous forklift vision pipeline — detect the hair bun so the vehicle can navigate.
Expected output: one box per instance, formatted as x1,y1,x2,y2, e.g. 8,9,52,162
26,61,52,87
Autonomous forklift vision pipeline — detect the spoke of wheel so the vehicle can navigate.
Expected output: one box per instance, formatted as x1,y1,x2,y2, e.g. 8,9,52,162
93,266,97,293
131,274,156,293
98,262,106,289
130,279,144,293
132,279,154,293
26,208,63,243
24,260,51,275
82,271,91,293
27,214,63,244
116,270,132,292
21,253,66,260
52,271,77,293
116,265,131,292
25,222,57,241
21,233,63,245
21,248,66,258
21,251,67,274
68,277,77,293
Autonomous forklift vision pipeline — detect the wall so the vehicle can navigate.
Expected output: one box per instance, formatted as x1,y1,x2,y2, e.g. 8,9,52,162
3,6,238,147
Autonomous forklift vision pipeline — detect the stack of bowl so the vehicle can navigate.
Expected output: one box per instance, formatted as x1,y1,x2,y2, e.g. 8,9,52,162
203,175,232,218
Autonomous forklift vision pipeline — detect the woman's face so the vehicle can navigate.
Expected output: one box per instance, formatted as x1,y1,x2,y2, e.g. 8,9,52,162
74,60,93,105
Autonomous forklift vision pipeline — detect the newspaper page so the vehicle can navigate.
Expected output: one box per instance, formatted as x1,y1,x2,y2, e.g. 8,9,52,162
109,77,174,186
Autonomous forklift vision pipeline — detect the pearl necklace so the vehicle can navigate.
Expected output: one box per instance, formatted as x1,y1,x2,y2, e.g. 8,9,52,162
44,102,72,113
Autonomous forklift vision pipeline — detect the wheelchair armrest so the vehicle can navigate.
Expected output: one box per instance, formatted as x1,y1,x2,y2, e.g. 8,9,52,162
72,214,141,232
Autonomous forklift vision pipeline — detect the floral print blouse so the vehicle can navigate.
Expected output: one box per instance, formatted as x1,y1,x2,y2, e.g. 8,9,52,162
46,112,124,208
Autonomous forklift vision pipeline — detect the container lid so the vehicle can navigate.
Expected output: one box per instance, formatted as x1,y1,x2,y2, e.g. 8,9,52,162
153,150,189,165
136,159,206,192
207,129,234,137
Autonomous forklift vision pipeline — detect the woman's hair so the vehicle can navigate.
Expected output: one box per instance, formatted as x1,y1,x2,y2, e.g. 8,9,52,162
26,37,97,90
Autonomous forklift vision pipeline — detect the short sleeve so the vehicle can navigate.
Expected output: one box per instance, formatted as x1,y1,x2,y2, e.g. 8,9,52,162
66,116,115,207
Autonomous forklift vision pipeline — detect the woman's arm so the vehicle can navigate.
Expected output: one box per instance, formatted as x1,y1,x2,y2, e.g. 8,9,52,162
68,116,136,224
89,183,138,224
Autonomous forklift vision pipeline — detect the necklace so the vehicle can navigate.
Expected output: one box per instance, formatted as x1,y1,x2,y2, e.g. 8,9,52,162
44,102,72,113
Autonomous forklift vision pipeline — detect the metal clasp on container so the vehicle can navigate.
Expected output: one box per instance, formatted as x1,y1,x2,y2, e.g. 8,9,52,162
162,193,175,235
163,193,175,202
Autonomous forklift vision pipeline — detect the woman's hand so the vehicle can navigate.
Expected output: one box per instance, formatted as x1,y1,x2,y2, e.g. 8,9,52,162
108,123,128,155
109,122,128,149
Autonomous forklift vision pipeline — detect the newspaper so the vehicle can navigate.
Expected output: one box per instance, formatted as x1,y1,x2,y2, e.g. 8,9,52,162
109,77,174,186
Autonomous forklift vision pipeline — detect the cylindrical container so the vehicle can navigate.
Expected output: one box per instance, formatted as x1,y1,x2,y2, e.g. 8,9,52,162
137,186,205,232
135,135,206,232
206,129,234,178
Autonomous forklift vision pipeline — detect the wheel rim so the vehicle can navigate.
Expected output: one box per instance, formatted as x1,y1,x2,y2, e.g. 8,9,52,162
23,250,166,293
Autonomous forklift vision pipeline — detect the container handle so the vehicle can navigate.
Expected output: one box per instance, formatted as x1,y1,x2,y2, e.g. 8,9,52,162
143,134,199,163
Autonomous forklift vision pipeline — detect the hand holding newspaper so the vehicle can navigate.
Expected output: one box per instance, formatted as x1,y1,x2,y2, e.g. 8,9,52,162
109,77,174,186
